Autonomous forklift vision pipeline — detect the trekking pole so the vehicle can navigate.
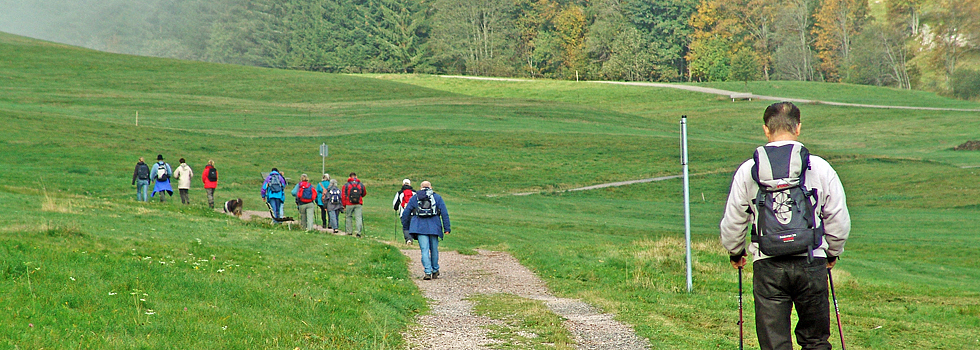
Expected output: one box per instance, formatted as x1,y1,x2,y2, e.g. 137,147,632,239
829,268,846,350
738,266,744,350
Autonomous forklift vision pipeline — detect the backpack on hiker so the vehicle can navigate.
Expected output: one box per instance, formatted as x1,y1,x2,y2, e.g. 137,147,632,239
298,182,315,204
137,163,150,180
414,189,439,218
155,163,169,182
750,144,823,258
323,187,342,204
268,174,283,193
347,182,363,204
207,167,217,182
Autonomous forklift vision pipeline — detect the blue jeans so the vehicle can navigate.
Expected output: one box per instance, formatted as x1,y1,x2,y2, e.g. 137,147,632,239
417,234,440,274
268,198,283,220
328,209,341,230
136,180,149,202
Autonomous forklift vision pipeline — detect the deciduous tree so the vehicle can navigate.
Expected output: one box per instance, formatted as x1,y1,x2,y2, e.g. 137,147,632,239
812,0,869,82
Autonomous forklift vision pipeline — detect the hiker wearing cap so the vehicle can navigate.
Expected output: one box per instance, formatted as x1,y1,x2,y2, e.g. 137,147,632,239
720,102,851,350
172,158,194,205
261,168,287,220
342,172,367,237
150,154,173,202
401,181,450,280
132,157,151,202
392,178,415,243
201,160,218,209
291,174,318,231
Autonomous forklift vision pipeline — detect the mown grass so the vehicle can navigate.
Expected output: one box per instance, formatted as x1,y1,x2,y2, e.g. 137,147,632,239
2,31,980,349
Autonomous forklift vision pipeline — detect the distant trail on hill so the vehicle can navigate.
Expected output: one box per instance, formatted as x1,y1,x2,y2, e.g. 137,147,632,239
504,174,684,196
440,76,980,112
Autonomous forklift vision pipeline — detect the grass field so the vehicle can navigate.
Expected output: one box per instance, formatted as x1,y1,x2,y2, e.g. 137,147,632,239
2,31,980,349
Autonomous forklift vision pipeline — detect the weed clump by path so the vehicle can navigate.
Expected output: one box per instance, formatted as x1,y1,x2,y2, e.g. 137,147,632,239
953,141,980,151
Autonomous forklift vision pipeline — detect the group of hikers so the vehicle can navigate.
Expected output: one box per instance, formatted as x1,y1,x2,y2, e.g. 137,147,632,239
132,158,451,281
129,102,851,345
259,170,367,236
132,154,218,208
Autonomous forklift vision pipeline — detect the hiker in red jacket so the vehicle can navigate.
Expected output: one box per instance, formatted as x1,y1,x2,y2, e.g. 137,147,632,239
201,160,218,209
291,174,319,231
341,172,367,237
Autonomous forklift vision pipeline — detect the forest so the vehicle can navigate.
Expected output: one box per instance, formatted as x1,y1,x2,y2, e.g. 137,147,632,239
3,0,979,98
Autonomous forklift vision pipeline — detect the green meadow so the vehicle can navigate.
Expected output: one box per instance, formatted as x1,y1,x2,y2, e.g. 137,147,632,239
2,31,980,349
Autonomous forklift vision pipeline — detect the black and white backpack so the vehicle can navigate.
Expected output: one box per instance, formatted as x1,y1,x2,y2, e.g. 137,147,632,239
155,163,169,182
750,144,823,258
414,189,439,218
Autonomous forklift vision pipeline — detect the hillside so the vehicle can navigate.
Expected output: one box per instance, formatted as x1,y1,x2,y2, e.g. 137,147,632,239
2,32,980,349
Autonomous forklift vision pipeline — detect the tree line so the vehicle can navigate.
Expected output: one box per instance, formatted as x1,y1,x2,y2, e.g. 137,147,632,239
24,0,980,96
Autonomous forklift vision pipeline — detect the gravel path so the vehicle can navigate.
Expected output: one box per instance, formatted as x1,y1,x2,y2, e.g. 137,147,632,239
402,249,650,350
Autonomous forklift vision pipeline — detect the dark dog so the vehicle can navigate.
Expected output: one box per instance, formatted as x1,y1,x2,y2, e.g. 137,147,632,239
223,198,243,218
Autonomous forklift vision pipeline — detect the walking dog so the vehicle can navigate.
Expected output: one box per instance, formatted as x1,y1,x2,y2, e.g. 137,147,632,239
223,198,243,218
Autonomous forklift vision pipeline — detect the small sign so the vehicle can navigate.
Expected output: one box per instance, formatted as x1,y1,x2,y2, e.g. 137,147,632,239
320,143,328,157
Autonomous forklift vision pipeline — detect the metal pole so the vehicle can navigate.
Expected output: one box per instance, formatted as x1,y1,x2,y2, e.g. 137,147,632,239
681,116,692,293
320,143,327,175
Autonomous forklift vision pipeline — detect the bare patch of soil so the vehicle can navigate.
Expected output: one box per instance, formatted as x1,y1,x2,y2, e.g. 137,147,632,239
954,141,980,151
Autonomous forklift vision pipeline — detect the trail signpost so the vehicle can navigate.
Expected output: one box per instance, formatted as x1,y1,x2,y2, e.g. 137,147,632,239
320,143,328,175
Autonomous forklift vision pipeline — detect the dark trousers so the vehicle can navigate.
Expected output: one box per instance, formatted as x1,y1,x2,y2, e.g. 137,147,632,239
753,257,831,350
206,188,215,208
319,205,328,228
179,189,190,204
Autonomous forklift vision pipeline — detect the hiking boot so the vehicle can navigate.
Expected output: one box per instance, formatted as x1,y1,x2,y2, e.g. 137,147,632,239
432,270,440,279
423,273,432,280
355,233,361,238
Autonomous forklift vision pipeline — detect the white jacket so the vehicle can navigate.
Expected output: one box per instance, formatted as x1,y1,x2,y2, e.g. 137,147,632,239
720,141,850,261
173,163,194,190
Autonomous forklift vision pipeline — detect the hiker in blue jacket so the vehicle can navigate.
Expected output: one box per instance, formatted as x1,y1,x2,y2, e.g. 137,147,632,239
315,174,331,229
261,168,287,220
401,181,451,280
149,154,173,202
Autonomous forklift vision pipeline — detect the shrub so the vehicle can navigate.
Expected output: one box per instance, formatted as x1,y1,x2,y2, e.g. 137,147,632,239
951,68,980,100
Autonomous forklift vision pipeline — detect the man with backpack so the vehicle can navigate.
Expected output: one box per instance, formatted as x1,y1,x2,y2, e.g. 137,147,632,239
291,174,318,231
261,168,287,221
150,154,173,202
392,178,415,244
401,181,450,280
201,160,218,209
132,157,151,202
342,172,367,237
720,102,851,350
